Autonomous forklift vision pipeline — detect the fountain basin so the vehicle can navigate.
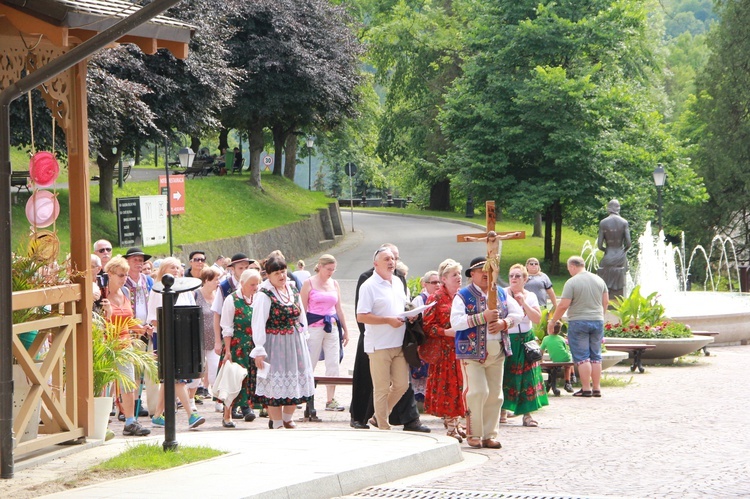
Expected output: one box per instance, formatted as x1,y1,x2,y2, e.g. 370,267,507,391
658,291,750,346
604,336,714,364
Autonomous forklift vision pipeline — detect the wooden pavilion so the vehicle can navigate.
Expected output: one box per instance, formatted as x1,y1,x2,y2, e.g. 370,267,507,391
0,0,192,475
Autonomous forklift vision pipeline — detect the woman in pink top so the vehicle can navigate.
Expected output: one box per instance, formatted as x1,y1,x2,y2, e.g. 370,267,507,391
300,254,350,412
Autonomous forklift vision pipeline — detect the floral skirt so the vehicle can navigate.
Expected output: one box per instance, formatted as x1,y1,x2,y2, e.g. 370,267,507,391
255,331,315,407
502,330,549,414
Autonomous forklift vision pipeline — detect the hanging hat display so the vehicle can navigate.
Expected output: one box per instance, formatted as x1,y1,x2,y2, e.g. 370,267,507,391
25,190,60,228
27,229,60,264
29,151,60,188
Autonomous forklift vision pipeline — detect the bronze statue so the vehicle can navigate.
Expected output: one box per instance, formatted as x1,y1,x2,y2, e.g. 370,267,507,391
597,199,631,300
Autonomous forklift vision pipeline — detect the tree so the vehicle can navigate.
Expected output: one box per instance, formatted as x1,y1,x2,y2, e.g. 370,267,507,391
689,0,750,264
363,0,467,210
223,0,364,188
87,0,241,211
441,0,705,272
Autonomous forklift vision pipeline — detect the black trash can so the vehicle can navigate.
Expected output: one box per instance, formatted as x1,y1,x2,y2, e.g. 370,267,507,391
157,305,204,380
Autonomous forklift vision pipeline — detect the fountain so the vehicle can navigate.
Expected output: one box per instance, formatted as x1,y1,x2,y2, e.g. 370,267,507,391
597,222,750,346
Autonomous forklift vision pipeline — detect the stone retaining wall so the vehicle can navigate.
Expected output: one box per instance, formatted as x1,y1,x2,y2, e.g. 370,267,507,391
179,202,344,264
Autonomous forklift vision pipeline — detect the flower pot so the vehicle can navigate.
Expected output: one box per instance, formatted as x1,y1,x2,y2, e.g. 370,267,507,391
91,396,113,440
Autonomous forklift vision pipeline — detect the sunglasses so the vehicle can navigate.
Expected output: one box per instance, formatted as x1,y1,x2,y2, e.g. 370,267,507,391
528,262,539,265
509,274,524,279
109,272,127,279
427,281,441,285
192,258,206,262
97,247,112,253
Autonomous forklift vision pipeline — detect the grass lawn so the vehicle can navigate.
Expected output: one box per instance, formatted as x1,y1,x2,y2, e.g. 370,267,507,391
12,172,334,258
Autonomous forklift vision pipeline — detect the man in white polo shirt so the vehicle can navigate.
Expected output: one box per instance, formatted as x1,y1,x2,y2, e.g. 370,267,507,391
356,246,409,430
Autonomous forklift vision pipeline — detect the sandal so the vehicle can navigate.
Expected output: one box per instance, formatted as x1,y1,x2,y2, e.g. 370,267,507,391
592,390,602,398
522,414,538,427
573,390,593,397
499,410,509,424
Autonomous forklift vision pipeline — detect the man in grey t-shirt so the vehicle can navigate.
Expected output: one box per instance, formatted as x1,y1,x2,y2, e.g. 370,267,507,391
547,256,608,397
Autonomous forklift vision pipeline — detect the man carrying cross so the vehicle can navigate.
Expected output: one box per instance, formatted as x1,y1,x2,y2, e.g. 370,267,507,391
451,201,525,449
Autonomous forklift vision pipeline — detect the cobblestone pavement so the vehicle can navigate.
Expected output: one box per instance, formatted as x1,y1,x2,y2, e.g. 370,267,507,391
394,344,750,498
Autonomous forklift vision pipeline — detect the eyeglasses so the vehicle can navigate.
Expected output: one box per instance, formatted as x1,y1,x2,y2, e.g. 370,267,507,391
509,274,524,279
427,281,441,285
528,262,539,266
97,247,112,253
373,247,389,260
109,272,127,279
192,258,206,262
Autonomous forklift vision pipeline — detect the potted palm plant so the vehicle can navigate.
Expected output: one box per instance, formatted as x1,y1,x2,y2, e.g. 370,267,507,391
91,313,158,440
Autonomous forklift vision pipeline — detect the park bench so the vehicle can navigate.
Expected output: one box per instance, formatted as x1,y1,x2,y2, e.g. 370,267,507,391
231,156,244,174
11,170,30,194
541,361,574,396
605,344,656,373
302,376,354,422
691,331,719,356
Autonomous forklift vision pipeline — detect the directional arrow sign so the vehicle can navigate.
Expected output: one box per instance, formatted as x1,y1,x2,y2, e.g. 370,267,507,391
158,175,186,215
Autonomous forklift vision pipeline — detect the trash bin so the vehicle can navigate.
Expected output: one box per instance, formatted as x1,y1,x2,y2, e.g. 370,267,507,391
157,305,204,380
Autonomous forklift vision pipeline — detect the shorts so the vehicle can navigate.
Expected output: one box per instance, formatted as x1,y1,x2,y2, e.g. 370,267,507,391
567,320,604,364
117,362,136,392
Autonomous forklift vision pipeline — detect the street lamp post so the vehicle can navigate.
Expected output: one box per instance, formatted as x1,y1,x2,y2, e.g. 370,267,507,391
652,163,666,232
306,135,315,190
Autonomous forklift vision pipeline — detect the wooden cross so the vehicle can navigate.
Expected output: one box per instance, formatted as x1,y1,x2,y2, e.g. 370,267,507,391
457,201,525,310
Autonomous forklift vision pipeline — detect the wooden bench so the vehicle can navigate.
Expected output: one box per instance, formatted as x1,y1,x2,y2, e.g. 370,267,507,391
605,344,656,373
301,376,354,422
541,361,574,396
11,171,30,194
692,331,719,356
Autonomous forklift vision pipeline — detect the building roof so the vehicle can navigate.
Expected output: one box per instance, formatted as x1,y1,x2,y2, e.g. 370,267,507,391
0,0,193,56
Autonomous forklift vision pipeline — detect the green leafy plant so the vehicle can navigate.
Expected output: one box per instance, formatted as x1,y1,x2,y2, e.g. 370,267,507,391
532,307,567,342
610,285,665,327
92,313,158,396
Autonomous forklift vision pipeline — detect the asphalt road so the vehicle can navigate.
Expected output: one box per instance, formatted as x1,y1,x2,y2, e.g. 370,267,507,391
318,210,487,280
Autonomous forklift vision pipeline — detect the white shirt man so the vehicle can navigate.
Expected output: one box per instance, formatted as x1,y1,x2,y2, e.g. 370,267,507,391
356,247,409,430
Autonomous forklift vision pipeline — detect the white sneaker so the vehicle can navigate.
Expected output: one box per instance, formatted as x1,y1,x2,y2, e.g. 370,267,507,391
215,402,224,413
325,399,345,411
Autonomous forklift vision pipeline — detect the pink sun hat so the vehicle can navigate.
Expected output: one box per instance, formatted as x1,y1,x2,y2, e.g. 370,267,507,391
29,151,60,188
25,190,60,228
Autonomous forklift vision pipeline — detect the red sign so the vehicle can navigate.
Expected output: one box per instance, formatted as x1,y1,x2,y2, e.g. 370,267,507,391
158,175,186,215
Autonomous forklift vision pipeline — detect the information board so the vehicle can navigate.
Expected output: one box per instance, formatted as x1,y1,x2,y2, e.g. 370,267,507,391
139,195,168,247
116,197,142,247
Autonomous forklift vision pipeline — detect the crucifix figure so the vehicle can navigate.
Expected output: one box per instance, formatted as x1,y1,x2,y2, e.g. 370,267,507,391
457,201,525,310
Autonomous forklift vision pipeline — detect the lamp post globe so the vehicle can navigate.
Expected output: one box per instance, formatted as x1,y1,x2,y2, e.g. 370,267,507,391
652,163,666,232
306,136,315,190
178,147,195,169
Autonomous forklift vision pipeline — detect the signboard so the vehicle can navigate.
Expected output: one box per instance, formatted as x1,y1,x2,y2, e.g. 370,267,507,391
262,155,273,171
116,197,142,247
139,195,168,247
158,175,186,215
345,162,357,177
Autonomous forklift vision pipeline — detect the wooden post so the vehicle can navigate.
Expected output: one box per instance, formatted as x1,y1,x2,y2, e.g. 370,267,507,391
67,60,93,436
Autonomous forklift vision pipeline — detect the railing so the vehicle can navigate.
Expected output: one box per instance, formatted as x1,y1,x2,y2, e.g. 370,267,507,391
11,284,88,456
